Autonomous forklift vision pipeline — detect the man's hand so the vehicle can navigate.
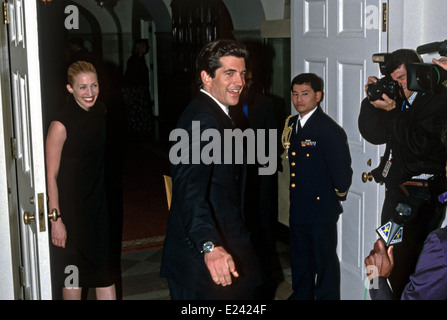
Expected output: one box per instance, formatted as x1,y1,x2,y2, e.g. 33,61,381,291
365,239,394,280
364,76,378,93
204,246,239,286
371,94,397,111
365,76,397,111
433,57,447,71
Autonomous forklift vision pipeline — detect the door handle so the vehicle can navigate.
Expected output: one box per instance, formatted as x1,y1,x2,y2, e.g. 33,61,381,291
362,172,373,183
23,212,35,225
48,208,59,222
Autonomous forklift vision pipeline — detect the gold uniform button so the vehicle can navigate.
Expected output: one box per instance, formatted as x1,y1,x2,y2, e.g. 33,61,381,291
316,197,320,200
291,173,296,177
291,162,296,167
306,154,310,158
291,184,296,188
291,152,296,156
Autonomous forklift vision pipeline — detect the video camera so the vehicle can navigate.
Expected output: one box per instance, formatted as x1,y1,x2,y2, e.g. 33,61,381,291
406,40,447,94
366,53,400,102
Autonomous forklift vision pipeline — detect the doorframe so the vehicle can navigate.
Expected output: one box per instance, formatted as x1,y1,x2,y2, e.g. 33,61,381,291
140,19,160,118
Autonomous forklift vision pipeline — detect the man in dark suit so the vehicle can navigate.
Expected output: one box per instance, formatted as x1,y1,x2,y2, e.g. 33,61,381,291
160,39,263,300
282,73,352,300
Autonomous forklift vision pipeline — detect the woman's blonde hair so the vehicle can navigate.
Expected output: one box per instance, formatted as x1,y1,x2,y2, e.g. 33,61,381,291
67,61,97,86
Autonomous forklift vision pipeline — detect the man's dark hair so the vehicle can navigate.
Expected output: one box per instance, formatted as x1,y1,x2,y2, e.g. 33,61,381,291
389,49,422,73
291,73,325,103
196,39,249,88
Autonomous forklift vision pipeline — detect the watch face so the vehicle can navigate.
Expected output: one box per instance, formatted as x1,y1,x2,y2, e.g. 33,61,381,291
203,241,214,253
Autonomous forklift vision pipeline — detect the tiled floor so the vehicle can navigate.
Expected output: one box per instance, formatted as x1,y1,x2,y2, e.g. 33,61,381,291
118,241,293,300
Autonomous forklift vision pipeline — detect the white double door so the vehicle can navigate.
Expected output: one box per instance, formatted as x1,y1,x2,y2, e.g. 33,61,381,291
291,0,388,299
4,0,51,299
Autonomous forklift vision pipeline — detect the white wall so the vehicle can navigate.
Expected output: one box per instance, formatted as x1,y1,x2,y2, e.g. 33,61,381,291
390,0,447,62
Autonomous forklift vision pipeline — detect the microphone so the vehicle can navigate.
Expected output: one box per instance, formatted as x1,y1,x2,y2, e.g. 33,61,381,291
376,203,412,247
417,40,447,56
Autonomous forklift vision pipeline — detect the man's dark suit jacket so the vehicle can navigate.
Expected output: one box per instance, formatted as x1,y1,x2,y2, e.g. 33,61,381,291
160,91,263,299
287,107,353,225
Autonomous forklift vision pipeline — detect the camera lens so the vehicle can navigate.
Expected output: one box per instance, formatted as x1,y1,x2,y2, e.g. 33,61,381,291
415,67,432,90
367,83,383,101
367,77,399,101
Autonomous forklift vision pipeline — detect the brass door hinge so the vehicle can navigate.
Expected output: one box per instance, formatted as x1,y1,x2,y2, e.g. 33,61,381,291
382,3,387,32
19,266,25,287
3,2,8,25
11,138,17,159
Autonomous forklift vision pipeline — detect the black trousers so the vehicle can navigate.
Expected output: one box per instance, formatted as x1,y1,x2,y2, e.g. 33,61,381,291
168,279,203,300
167,278,262,300
381,183,446,298
289,221,340,300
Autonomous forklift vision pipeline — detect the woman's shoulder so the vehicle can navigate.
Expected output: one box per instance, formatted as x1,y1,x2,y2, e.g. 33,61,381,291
52,102,72,125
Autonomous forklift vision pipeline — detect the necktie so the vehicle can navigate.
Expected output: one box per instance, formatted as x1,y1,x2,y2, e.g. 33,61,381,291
228,113,236,128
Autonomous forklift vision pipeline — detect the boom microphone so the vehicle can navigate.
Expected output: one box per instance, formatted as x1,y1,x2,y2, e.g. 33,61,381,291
376,203,412,247
417,40,447,56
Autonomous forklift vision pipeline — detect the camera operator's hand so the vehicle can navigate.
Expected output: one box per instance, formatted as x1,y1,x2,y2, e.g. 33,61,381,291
365,76,397,111
433,57,447,71
364,76,379,93
371,94,397,111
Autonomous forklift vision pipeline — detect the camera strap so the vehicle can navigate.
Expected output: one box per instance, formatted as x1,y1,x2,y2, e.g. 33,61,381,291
400,88,420,112
382,149,393,178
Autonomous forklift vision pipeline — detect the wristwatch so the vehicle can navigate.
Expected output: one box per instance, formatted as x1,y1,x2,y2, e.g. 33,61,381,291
202,241,215,253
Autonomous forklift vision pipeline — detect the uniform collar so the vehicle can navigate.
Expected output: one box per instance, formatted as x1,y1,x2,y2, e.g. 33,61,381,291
297,106,318,130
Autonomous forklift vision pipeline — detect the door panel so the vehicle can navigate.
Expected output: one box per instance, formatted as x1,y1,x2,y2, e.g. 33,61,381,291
0,0,22,299
8,0,51,300
292,0,387,299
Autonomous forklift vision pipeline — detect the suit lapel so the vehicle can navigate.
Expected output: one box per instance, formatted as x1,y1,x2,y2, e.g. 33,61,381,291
197,91,234,129
196,91,246,218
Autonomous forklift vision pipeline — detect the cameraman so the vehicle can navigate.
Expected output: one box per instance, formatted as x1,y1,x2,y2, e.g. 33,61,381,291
359,49,447,298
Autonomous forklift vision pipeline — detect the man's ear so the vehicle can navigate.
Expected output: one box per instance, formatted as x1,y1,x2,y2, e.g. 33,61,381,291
316,91,323,104
66,84,74,94
201,70,212,88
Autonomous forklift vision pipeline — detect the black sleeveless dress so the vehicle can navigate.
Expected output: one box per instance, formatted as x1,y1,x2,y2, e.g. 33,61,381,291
51,97,113,288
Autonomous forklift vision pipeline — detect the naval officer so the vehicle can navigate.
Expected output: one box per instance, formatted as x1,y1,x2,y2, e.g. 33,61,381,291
282,73,353,299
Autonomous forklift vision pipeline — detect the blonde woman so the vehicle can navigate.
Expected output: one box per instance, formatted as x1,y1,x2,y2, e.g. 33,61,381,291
46,61,115,300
